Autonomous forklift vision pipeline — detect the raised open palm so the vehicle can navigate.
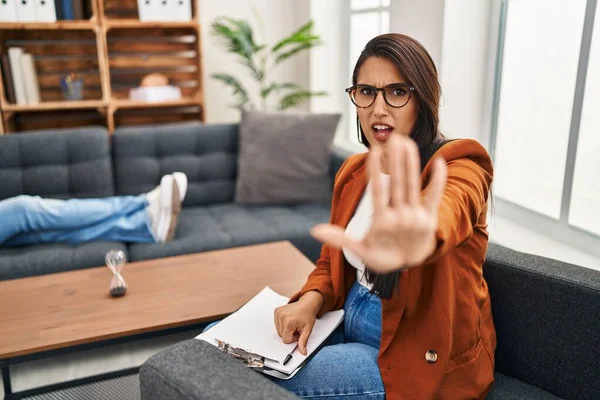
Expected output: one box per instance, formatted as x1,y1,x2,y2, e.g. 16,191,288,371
310,135,448,273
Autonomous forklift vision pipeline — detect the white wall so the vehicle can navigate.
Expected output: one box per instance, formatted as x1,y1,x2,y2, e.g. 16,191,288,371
199,0,310,123
309,0,350,149
389,0,446,69
439,0,494,143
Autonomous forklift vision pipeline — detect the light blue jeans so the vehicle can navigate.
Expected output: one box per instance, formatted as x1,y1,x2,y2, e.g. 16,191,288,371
0,194,156,247
204,281,385,399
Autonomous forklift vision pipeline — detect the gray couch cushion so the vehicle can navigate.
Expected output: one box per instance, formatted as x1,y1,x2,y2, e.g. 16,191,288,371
484,243,600,400
140,339,299,400
487,373,563,399
113,122,238,207
0,241,127,280
127,203,329,262
0,126,114,200
235,110,340,205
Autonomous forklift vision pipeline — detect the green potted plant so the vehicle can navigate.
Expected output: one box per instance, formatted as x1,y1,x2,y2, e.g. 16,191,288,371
211,17,326,111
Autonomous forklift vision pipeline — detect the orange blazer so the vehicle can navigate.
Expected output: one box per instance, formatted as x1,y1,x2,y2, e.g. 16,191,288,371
291,139,496,399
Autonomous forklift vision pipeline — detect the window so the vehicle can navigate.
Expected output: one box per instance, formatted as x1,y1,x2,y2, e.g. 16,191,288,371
570,4,600,236
490,0,600,254
347,0,391,145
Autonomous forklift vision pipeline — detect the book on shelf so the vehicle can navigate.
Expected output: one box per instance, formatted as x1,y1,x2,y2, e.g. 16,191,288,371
54,0,65,20
0,0,19,22
16,0,37,22
6,48,41,105
60,0,73,20
36,0,57,22
170,0,192,21
8,48,28,105
72,0,84,20
1,55,17,104
22,54,41,104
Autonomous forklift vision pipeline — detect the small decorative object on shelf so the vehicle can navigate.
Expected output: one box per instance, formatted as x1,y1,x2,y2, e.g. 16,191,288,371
60,73,84,101
105,249,128,297
129,72,182,102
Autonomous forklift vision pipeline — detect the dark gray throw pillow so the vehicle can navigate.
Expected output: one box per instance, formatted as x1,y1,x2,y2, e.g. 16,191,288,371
235,110,341,205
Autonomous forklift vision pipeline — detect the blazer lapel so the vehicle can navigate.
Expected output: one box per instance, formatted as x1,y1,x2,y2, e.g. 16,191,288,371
329,159,367,305
336,164,367,230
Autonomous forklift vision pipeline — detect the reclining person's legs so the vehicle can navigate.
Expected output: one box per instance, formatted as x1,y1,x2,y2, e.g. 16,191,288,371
3,200,156,246
0,194,149,245
0,172,188,246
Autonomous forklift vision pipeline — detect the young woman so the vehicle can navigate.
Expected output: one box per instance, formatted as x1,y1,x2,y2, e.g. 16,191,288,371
274,33,496,399
0,173,187,246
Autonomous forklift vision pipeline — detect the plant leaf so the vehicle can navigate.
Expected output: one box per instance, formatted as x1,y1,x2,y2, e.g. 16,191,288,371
272,21,315,52
275,41,321,65
211,17,264,80
241,58,264,81
211,17,261,60
278,90,327,110
211,73,250,108
261,82,302,98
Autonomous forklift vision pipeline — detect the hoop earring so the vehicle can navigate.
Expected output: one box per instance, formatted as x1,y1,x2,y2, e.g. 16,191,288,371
356,116,363,144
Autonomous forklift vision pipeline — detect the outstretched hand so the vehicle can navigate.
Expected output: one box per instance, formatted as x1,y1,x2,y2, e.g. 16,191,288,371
310,135,448,273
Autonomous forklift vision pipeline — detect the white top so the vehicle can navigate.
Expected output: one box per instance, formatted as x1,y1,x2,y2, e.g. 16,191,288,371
343,173,391,289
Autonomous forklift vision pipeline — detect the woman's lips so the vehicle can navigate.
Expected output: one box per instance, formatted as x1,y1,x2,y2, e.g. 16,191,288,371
372,125,394,142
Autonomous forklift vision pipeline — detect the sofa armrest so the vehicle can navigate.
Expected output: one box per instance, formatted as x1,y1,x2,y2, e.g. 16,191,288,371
484,243,600,400
140,339,299,400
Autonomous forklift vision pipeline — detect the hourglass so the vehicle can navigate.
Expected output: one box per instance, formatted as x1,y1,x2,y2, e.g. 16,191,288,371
106,250,128,297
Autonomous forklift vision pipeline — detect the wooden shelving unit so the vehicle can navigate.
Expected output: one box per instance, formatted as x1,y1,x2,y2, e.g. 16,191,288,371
0,0,204,134
3,100,106,112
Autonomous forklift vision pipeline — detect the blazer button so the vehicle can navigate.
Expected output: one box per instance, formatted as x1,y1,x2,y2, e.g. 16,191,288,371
425,350,438,363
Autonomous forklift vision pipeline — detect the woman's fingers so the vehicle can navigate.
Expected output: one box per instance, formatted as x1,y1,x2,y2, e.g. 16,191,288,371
405,138,421,206
422,157,448,214
310,224,368,259
368,146,386,213
389,135,405,207
274,309,282,337
298,322,314,355
281,322,298,344
387,135,421,208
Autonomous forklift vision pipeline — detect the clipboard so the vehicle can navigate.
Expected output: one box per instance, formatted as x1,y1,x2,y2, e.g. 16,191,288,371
195,287,344,379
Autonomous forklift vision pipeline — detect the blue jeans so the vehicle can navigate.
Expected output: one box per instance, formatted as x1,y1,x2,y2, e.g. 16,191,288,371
204,281,385,399
0,195,156,247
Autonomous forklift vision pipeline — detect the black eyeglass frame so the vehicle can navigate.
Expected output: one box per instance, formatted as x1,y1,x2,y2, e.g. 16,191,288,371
345,83,416,109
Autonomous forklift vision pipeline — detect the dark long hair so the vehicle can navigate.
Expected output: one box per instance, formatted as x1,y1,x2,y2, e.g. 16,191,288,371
352,33,449,299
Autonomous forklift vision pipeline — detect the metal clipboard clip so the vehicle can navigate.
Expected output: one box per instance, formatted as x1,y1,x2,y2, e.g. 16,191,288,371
216,339,265,369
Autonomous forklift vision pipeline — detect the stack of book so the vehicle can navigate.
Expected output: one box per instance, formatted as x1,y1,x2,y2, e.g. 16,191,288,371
1,48,41,105
0,0,91,23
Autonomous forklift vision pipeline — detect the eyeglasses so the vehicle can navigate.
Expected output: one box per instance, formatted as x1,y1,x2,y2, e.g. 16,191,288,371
345,83,415,108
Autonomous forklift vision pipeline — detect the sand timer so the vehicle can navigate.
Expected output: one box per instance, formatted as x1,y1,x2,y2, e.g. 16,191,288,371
106,250,128,297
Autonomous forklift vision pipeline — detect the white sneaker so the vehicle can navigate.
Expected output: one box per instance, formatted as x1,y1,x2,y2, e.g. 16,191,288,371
146,183,162,237
157,175,174,243
147,173,186,243
163,174,185,242
172,172,188,203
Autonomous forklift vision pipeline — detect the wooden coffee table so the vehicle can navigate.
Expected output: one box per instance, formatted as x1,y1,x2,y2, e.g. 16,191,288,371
0,241,315,399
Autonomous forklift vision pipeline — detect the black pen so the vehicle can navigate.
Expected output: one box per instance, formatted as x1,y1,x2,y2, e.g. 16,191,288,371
283,344,298,365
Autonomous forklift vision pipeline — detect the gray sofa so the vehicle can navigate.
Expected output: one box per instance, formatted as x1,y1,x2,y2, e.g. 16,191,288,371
0,122,347,281
140,244,600,400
